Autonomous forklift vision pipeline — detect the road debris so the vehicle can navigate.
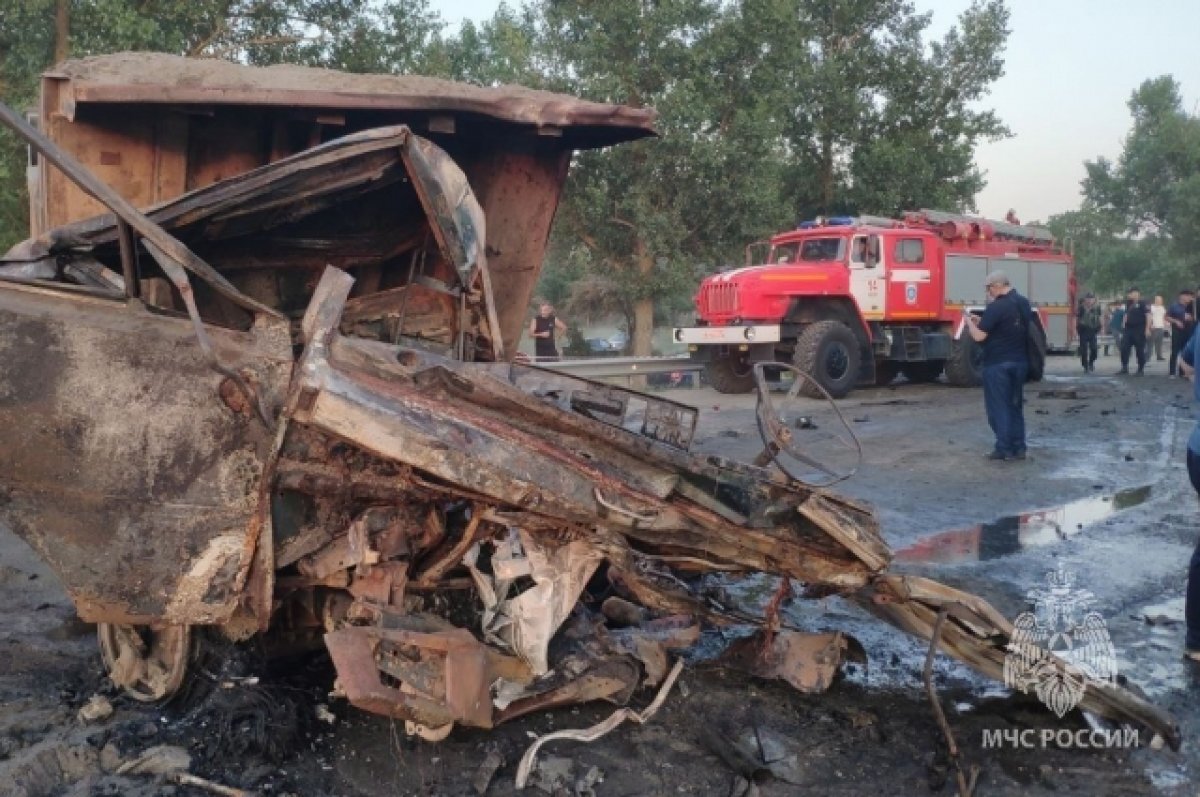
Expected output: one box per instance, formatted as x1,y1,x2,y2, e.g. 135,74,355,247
114,744,191,775
718,630,858,693
923,609,980,797
76,695,113,725
169,771,257,797
471,745,505,794
516,659,684,788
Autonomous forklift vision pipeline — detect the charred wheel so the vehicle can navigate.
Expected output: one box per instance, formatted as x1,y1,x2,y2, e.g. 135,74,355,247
792,321,861,398
97,623,194,703
900,360,945,383
944,337,984,386
704,351,756,394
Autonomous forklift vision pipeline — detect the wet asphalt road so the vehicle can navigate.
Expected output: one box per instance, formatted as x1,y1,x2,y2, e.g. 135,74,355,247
689,349,1200,792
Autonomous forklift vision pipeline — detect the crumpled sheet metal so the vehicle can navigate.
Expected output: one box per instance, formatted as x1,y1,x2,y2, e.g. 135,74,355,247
465,529,603,675
325,621,497,729
720,630,856,694
291,267,1179,746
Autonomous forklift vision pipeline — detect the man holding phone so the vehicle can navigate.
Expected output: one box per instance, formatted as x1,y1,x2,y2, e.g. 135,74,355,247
963,270,1031,461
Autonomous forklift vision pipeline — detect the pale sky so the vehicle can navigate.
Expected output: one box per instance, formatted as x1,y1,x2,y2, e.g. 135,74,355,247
434,0,1200,224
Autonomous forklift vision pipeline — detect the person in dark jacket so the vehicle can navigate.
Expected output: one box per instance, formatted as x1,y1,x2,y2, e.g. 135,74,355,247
1167,288,1196,377
1118,287,1151,375
1076,293,1101,373
1177,327,1200,661
964,270,1031,461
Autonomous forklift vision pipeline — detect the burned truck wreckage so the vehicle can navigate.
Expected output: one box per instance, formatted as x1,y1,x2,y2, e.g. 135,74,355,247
0,57,1181,756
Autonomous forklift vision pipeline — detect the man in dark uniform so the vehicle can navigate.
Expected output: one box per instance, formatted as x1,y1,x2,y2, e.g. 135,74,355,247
964,270,1031,461
1176,327,1200,661
1168,288,1196,377
1076,293,1101,373
529,303,567,361
1118,286,1152,375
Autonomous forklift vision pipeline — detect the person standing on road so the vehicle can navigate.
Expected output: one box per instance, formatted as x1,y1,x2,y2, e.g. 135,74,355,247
529,303,567,362
1105,301,1125,357
964,270,1030,461
1167,289,1196,377
1118,287,1151,375
1174,327,1200,661
1151,295,1168,361
1076,293,1101,373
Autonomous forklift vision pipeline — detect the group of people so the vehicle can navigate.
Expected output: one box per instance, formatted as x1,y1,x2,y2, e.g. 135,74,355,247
1076,288,1197,376
967,272,1200,664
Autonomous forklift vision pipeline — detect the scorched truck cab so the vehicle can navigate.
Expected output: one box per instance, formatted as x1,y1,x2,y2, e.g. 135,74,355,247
673,210,1074,397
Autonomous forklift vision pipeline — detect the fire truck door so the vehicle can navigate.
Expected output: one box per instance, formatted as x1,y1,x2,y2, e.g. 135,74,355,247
849,234,885,320
886,237,937,318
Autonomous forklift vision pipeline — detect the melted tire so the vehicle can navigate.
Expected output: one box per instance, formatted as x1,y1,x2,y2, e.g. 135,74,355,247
97,622,195,703
792,321,861,399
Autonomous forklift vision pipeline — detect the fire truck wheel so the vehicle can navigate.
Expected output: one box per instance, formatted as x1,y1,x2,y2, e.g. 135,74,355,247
945,337,984,386
792,321,861,399
900,360,945,383
704,354,756,393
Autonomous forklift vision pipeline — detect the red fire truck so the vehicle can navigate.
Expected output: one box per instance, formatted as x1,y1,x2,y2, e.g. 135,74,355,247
673,209,1075,397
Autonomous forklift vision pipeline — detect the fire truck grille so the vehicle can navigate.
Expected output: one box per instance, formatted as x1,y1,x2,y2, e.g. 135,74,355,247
702,282,739,316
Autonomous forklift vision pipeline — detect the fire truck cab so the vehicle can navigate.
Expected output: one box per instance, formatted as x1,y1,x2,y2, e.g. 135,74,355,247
673,210,1074,397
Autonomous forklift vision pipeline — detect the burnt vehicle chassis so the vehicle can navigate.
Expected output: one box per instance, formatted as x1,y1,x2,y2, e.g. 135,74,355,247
0,102,1180,749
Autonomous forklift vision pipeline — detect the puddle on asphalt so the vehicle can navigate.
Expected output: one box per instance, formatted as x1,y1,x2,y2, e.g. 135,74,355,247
894,485,1153,565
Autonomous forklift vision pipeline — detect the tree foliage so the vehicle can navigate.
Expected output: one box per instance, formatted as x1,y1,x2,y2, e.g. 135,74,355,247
1053,76,1200,297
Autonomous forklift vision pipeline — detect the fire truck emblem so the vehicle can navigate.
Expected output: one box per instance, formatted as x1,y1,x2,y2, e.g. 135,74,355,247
904,283,918,305
1004,566,1117,717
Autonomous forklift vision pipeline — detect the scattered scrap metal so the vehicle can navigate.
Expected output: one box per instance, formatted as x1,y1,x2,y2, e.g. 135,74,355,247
0,95,1180,775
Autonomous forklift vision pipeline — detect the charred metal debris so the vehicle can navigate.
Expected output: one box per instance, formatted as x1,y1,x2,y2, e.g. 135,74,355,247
0,98,1180,752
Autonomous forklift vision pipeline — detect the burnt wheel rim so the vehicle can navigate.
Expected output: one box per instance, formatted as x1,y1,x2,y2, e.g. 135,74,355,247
97,623,191,703
824,343,850,381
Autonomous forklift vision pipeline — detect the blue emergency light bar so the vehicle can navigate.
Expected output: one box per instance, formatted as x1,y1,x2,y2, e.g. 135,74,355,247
797,216,855,229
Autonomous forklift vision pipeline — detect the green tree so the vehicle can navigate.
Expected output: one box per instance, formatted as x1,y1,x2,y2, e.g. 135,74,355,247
541,0,795,357
1084,77,1200,246
780,0,1010,218
1064,76,1200,296
433,3,542,86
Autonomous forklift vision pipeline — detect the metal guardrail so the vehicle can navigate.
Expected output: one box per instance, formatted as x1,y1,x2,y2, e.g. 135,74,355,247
539,354,700,380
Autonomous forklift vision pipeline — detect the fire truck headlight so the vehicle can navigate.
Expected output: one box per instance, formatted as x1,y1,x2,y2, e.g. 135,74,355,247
744,327,756,341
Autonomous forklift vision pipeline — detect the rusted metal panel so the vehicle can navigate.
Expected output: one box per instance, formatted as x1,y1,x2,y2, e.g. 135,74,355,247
45,53,657,146
0,281,292,624
31,55,651,353
464,148,573,357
